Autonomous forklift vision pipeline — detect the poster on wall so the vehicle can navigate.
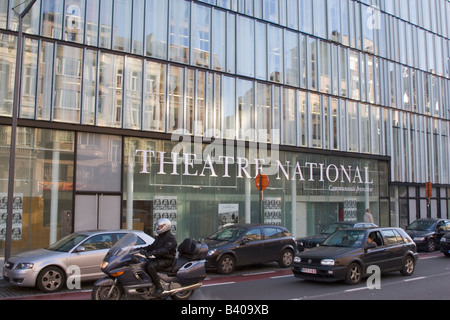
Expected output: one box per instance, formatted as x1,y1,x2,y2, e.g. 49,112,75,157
218,204,239,228
153,196,177,235
0,193,23,241
264,197,282,225
343,198,357,222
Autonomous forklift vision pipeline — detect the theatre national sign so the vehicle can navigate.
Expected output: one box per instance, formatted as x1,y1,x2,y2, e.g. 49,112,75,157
134,150,375,194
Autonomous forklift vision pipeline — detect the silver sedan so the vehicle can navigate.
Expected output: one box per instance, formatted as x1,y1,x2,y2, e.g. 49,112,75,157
2,230,154,293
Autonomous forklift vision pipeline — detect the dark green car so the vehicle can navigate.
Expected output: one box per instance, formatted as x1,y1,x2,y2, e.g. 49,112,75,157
292,227,418,285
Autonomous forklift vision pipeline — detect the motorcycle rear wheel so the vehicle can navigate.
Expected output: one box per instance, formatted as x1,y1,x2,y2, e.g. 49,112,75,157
92,285,123,300
170,290,195,300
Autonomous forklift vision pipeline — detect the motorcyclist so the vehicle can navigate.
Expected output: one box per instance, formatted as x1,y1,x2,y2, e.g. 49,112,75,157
140,218,177,296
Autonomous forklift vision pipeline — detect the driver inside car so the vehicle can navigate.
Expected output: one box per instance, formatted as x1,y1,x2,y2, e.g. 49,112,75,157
140,218,177,296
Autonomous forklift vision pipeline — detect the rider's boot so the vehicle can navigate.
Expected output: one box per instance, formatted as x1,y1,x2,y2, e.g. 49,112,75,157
154,283,163,297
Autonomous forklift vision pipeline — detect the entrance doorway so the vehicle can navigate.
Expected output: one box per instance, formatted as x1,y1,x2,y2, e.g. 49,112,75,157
74,194,121,231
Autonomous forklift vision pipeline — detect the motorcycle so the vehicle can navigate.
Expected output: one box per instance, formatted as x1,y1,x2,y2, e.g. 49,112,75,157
91,233,208,300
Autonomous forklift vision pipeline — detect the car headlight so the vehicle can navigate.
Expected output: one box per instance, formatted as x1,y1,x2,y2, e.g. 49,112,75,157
207,249,217,257
16,263,34,270
414,237,425,241
441,237,446,242
321,259,335,266
294,256,301,263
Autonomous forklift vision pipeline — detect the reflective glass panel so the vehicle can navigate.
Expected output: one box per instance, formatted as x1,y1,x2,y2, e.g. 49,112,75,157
237,15,254,77
169,0,190,64
54,45,82,123
191,3,211,68
82,50,97,125
124,57,143,130
113,0,132,52
76,132,122,192
97,53,123,128
146,0,168,59
37,41,54,121
64,0,85,43
143,61,166,132
0,34,17,117
212,9,226,72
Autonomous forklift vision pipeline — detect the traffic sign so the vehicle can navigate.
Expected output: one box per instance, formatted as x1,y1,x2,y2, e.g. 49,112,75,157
255,174,269,191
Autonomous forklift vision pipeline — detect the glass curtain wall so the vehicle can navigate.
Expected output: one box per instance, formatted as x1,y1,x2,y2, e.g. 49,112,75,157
0,0,449,249
123,137,383,240
0,126,75,254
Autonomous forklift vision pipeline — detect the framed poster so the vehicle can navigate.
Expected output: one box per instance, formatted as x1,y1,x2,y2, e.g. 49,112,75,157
0,193,23,241
264,197,282,225
153,196,177,235
218,204,239,228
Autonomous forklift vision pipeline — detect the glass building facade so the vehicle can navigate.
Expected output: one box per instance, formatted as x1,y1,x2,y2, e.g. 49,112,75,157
0,0,449,255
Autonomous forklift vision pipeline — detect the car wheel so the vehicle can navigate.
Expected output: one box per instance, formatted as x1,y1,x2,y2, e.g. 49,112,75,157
400,256,415,276
278,249,294,268
426,239,436,252
217,254,235,275
345,263,362,285
36,266,66,293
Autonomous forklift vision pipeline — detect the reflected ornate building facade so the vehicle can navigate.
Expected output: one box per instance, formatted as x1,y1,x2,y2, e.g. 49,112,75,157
0,0,449,255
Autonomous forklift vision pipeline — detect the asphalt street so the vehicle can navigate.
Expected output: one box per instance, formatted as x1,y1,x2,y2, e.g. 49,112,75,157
0,251,447,300
194,251,449,300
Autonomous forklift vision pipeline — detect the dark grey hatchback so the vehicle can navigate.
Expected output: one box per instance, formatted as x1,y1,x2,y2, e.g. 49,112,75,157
203,224,297,275
292,227,418,285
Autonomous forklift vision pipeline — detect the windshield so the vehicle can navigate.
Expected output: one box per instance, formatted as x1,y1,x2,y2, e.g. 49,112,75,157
107,233,138,257
322,223,353,234
206,226,247,242
406,220,436,231
322,230,366,248
47,233,88,252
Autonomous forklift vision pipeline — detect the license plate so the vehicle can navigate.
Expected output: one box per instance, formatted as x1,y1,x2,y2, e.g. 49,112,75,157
301,268,317,274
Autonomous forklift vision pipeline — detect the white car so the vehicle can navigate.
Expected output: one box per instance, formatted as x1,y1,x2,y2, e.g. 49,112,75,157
3,230,154,293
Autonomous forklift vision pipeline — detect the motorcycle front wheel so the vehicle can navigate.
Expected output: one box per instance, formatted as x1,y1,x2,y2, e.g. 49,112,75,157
170,290,195,300
91,284,123,300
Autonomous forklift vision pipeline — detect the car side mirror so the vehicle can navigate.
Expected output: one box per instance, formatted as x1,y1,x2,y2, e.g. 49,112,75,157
75,245,86,252
241,237,250,245
364,242,376,252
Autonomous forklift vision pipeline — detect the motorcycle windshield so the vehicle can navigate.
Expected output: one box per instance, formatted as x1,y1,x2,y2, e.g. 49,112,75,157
107,233,138,258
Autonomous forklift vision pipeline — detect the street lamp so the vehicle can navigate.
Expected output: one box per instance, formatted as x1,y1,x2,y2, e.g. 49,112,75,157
4,0,38,260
